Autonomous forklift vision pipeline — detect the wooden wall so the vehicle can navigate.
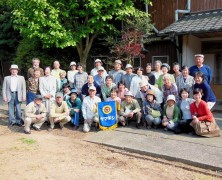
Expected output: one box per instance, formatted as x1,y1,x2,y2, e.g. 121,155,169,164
149,0,222,30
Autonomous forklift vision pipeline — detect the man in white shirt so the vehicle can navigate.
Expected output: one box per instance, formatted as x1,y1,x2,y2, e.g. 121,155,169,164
2,64,26,126
82,86,101,132
90,59,107,76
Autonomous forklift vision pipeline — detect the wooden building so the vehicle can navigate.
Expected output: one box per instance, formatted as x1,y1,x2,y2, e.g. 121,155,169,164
144,0,222,100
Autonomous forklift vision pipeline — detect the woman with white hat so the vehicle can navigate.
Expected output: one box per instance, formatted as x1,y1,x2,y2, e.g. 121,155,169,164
67,61,78,89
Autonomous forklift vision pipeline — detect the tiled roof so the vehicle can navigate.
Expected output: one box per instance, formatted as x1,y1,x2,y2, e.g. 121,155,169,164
159,9,222,36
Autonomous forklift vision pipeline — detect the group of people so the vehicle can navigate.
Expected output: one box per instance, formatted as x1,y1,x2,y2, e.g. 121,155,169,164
2,54,220,137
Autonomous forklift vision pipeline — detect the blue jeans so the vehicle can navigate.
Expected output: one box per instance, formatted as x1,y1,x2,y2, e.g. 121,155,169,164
145,115,161,126
71,112,80,126
8,92,22,125
26,91,36,105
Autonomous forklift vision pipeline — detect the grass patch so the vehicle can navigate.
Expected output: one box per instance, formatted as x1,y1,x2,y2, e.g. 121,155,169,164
19,138,36,145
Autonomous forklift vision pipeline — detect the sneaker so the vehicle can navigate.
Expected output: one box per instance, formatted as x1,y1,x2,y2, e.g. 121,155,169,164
59,124,64,130
32,125,41,131
136,123,141,129
24,130,31,134
47,128,54,132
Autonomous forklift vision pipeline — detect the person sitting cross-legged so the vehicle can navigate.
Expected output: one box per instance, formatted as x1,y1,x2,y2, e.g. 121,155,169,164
66,89,82,130
24,95,47,134
82,86,101,132
48,92,71,131
118,91,142,129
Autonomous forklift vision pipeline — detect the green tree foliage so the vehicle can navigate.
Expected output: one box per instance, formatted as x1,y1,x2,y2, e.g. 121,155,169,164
10,0,152,67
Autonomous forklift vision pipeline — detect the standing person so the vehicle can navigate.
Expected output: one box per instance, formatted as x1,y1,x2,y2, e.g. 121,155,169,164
143,90,162,129
190,88,220,137
176,65,194,98
27,58,44,79
94,66,107,87
117,81,128,102
66,89,82,130
101,76,116,101
121,64,136,89
24,95,47,134
81,75,101,99
172,62,181,80
189,54,212,84
67,61,78,89
130,67,147,108
90,59,107,76
194,72,216,109
162,95,180,132
118,91,142,128
73,63,88,97
109,60,125,84
2,64,26,126
39,66,57,116
26,68,41,105
48,92,71,131
82,86,101,133
151,60,163,80
51,60,64,80
145,63,155,85
156,63,175,90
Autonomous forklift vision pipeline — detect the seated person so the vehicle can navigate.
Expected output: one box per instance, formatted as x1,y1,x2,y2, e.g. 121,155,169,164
66,89,82,130
81,75,101,99
117,81,128,102
118,91,142,129
143,90,162,129
106,87,121,113
190,88,220,137
82,86,101,132
162,95,179,132
24,95,47,134
48,92,71,130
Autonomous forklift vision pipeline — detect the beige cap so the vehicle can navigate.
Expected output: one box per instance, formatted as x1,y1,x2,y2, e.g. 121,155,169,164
88,86,96,91
166,95,176,103
124,91,133,97
95,59,102,63
125,64,133,69
9,64,19,70
70,61,76,66
194,54,204,58
114,60,122,65
139,81,148,88
97,66,105,71
55,92,63,98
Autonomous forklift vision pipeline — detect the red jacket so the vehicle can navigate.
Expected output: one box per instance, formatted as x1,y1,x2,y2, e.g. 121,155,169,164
190,100,214,122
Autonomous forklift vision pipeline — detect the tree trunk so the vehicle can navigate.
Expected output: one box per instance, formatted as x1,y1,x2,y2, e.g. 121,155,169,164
76,33,97,70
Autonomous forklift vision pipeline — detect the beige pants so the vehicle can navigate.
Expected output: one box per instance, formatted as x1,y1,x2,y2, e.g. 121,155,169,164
24,116,47,132
49,116,71,129
83,115,99,133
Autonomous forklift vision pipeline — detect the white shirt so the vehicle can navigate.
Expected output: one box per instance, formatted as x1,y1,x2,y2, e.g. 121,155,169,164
67,70,78,84
10,75,18,92
82,96,101,120
90,67,107,76
130,75,147,98
151,70,163,81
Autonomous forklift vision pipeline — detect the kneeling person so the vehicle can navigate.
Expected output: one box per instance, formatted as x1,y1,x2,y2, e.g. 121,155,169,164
118,91,142,128
82,86,101,132
24,95,47,134
49,92,71,130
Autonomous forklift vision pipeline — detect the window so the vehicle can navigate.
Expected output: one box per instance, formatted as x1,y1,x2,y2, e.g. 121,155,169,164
215,54,222,84
152,56,169,66
133,57,141,67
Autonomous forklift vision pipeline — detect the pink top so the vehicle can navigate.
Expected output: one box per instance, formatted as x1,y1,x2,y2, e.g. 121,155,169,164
117,88,128,101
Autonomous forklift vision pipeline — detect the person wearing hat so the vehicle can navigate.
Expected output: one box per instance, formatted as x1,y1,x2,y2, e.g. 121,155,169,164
67,61,78,89
90,59,107,76
162,74,179,103
189,54,212,84
130,67,147,108
93,66,107,87
139,80,163,104
162,94,180,132
155,63,175,90
81,75,101,99
151,60,163,80
48,92,71,130
39,66,57,116
118,91,142,129
143,90,162,129
108,60,126,85
27,58,44,79
2,64,26,126
51,60,64,80
26,68,41,105
62,83,71,101
121,64,136,89
24,95,47,134
82,86,101,132
66,89,82,130
145,63,155,85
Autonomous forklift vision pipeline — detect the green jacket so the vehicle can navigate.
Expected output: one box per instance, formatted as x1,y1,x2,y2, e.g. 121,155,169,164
163,104,179,122
119,99,141,116
66,97,82,116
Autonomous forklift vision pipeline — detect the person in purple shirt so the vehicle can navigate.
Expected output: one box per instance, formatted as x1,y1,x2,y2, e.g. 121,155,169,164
189,54,212,84
194,72,216,109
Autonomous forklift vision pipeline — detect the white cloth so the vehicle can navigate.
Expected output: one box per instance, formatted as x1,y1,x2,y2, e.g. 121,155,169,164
151,71,163,81
67,70,78,84
82,96,101,120
10,76,18,92
130,75,147,98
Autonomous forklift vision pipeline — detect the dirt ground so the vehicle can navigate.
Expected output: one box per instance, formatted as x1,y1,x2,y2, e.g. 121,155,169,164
0,111,221,180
